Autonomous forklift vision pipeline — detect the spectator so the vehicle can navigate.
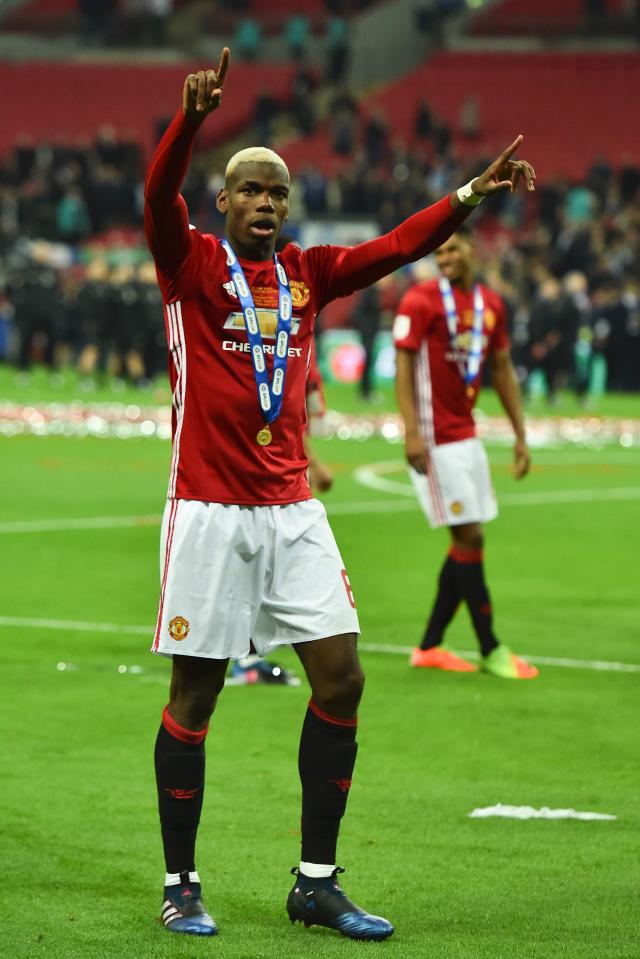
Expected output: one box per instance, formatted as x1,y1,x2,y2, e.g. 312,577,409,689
286,15,310,62
352,282,382,400
325,16,350,85
414,98,434,141
234,18,261,61
254,89,280,147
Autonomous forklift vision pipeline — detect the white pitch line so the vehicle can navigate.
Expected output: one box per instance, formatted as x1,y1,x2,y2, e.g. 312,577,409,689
354,460,640,504
358,642,640,674
1,481,640,535
0,514,161,534
0,615,638,674
0,615,150,635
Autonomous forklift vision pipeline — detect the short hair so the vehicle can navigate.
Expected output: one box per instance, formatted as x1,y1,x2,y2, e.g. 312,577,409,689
225,148,290,184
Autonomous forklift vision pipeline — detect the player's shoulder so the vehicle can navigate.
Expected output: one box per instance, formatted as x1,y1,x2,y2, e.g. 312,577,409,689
478,281,506,313
398,278,439,312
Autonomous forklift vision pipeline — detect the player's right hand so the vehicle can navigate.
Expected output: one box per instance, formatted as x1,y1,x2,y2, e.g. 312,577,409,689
183,47,230,118
405,430,429,474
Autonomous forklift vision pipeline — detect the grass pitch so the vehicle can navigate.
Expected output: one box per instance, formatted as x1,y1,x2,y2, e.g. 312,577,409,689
1,372,639,958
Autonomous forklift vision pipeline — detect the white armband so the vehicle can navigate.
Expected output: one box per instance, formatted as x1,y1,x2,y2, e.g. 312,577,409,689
456,180,484,206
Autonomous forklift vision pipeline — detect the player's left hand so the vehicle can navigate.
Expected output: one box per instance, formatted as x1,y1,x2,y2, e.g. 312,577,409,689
472,136,536,196
309,459,334,493
513,437,531,479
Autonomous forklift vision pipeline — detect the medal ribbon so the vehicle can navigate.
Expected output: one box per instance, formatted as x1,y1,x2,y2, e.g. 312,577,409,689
438,277,485,386
222,239,292,427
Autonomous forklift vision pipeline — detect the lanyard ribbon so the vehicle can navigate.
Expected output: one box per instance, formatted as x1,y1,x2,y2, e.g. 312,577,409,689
222,240,292,426
438,277,485,386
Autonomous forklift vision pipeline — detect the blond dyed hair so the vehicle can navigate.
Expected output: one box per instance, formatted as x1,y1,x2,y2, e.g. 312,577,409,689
225,147,290,184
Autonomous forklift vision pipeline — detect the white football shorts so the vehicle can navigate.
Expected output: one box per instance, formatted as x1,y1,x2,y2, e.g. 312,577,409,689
152,498,360,659
409,437,498,529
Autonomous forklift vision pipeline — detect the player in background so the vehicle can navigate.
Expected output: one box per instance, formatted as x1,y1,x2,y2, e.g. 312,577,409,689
394,227,538,679
144,47,535,940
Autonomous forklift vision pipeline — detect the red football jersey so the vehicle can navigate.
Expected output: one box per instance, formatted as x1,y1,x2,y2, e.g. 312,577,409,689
156,235,348,505
393,279,509,446
144,109,471,505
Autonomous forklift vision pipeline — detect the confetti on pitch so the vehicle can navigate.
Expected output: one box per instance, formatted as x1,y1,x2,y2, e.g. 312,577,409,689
469,804,616,821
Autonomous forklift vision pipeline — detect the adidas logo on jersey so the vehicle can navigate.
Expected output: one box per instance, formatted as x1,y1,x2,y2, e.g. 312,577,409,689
223,280,238,299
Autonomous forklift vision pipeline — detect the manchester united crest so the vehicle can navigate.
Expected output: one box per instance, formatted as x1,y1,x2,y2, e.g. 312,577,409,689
168,615,190,641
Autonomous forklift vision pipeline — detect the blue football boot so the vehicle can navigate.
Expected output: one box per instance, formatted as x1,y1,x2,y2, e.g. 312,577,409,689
286,867,394,941
160,874,218,936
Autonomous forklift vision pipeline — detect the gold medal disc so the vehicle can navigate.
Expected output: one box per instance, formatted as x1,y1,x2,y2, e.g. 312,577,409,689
256,426,272,446
467,386,476,399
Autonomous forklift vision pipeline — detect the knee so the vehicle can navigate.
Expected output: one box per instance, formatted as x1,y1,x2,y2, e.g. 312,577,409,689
313,664,365,717
453,525,484,551
169,674,225,730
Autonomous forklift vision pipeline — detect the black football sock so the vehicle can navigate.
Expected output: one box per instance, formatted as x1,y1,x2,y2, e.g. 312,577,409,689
420,552,461,649
449,546,499,657
298,700,358,866
155,707,208,875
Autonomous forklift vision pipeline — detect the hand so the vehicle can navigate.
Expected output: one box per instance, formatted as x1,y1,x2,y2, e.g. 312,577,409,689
309,459,334,494
472,136,536,196
513,437,530,480
405,430,429,474
183,47,230,118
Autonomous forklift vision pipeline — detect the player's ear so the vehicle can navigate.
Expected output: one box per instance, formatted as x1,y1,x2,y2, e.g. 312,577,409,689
216,188,228,214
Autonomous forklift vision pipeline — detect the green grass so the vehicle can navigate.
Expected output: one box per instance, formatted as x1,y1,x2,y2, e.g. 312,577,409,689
1,374,640,958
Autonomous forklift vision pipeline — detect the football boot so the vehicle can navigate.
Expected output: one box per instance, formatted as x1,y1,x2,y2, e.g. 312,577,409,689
286,867,394,941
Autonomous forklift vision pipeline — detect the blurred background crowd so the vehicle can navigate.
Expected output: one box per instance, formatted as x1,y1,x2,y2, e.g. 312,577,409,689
1,0,639,396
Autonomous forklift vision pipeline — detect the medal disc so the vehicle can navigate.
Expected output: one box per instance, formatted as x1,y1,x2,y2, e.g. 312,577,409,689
256,426,272,446
467,386,475,398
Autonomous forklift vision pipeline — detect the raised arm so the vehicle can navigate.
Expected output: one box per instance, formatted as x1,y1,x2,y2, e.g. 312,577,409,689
144,48,230,275
326,137,535,301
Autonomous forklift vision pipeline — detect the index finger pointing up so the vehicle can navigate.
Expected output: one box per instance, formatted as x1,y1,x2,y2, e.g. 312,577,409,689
216,47,230,87
499,134,523,162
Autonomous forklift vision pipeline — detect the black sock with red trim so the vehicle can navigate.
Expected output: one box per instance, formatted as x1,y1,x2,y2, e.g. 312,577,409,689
155,707,208,874
298,700,358,864
448,546,499,657
420,553,461,649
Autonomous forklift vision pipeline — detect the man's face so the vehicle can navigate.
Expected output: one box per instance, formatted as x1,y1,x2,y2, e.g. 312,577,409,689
216,161,289,258
435,235,474,282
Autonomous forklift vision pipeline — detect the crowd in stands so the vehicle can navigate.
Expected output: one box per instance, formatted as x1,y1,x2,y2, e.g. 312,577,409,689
0,85,638,395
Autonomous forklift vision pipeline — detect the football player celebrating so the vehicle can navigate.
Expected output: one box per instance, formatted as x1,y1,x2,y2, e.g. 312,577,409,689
145,46,535,939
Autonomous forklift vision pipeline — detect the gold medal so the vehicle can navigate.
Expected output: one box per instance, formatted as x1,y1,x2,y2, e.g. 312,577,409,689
467,386,476,399
256,426,272,446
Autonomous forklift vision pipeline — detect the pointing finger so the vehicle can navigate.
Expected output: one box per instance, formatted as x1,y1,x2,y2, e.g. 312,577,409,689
498,134,523,163
216,47,230,88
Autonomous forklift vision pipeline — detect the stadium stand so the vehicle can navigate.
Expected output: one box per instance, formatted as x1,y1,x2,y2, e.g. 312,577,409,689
470,0,629,37
0,60,297,156
281,52,640,182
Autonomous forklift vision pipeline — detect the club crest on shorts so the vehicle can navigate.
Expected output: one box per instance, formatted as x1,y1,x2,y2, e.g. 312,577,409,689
450,500,464,515
168,615,190,641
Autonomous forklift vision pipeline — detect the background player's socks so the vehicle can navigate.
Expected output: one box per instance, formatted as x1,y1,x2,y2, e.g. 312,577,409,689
420,552,461,650
448,546,499,657
155,707,207,874
298,701,358,864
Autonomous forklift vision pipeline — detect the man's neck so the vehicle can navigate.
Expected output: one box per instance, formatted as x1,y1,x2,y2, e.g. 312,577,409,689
450,270,474,292
226,236,276,263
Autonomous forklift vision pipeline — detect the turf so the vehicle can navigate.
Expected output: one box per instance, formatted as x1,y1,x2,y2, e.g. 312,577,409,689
1,377,639,958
